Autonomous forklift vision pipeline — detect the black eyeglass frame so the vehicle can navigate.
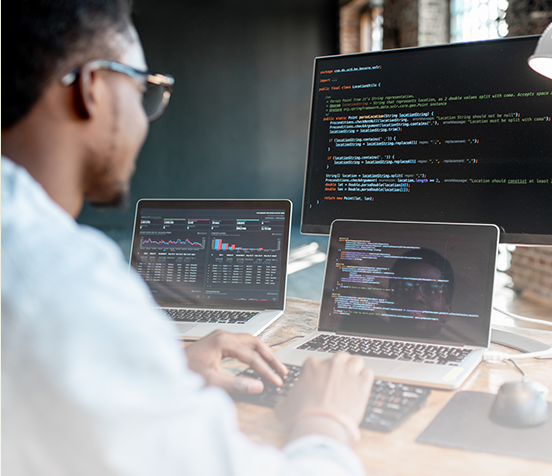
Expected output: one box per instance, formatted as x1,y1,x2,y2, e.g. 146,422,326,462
393,280,449,301
60,60,174,122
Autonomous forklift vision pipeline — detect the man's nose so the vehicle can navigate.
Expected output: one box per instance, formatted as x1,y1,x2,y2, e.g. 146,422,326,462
412,287,426,302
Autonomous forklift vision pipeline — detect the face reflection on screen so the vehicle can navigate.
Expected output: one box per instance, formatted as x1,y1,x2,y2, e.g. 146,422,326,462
319,223,495,347
387,248,455,336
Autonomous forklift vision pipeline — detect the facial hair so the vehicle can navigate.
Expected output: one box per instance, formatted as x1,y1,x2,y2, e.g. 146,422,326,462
88,188,130,210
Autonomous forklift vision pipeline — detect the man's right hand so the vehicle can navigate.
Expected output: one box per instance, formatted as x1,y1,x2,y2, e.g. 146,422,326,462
276,353,373,445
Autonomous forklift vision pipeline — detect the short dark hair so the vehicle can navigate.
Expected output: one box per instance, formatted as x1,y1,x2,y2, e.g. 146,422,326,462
391,248,455,304
2,0,133,129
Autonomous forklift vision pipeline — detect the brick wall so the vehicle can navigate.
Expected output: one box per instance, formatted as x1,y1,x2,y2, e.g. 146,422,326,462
381,0,449,50
382,0,419,49
340,0,368,54
507,0,552,37
342,0,550,53
508,247,552,306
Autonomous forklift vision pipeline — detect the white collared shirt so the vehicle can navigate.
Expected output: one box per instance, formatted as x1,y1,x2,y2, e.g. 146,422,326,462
1,156,365,476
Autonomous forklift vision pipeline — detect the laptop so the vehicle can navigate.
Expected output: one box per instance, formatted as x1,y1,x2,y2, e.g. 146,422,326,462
130,199,292,338
276,219,499,389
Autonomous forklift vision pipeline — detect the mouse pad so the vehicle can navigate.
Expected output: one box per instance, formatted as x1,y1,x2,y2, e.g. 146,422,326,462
416,391,552,463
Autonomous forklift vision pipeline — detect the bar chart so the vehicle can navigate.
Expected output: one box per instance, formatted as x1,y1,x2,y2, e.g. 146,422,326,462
212,238,264,251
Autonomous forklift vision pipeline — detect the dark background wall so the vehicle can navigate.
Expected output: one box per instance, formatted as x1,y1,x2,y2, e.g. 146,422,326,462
77,0,339,240
382,0,418,48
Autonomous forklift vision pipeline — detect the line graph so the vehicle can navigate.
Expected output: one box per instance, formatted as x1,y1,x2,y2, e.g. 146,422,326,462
140,234,205,250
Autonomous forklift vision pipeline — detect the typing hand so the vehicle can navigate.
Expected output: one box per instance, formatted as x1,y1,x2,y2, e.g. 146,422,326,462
276,353,373,445
185,330,288,394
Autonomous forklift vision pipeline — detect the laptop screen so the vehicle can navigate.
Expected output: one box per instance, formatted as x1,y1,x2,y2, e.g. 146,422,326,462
130,199,291,310
319,220,499,347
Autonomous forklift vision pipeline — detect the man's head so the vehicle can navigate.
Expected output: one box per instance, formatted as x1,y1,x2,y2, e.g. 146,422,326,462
389,248,455,334
3,0,135,129
2,1,172,215
391,248,455,307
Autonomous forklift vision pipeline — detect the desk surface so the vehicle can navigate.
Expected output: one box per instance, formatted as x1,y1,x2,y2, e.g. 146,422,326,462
232,297,552,476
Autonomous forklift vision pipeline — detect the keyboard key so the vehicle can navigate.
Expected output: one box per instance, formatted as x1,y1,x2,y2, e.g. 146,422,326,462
297,334,471,365
163,308,259,324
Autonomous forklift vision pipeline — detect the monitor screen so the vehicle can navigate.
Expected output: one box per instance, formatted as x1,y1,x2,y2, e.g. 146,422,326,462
301,36,552,244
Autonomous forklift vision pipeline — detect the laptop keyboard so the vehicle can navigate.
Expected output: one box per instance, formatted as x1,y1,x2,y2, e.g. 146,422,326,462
233,365,431,432
297,334,472,365
163,309,259,324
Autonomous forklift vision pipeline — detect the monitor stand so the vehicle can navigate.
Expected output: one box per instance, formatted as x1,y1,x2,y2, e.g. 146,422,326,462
491,328,551,353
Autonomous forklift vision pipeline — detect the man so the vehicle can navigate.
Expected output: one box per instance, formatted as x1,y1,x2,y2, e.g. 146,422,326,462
2,1,373,475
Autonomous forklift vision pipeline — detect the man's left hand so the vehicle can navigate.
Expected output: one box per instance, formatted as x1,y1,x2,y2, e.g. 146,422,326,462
185,330,288,394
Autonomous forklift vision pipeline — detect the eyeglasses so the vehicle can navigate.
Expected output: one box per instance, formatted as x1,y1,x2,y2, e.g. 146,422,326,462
61,60,175,122
394,280,448,300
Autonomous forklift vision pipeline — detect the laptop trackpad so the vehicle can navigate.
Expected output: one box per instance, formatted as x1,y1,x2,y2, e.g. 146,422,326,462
361,357,402,375
176,322,198,334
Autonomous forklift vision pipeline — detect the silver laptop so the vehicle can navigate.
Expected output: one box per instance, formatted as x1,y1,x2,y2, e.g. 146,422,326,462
276,219,499,389
130,199,292,338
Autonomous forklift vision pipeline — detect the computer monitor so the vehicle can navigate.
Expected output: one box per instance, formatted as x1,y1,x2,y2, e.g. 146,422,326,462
301,36,552,244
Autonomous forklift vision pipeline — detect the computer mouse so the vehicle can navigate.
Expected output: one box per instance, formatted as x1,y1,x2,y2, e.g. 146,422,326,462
489,380,549,428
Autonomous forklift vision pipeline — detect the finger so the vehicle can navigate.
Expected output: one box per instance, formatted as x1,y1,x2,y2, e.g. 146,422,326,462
232,376,265,394
327,351,350,368
206,372,265,394
346,355,366,374
250,338,289,377
232,334,287,383
248,352,284,387
233,333,288,376
223,339,284,387
361,367,375,389
301,356,320,373
208,332,284,386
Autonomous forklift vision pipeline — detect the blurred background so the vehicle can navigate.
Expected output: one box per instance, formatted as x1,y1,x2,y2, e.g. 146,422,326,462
77,0,551,303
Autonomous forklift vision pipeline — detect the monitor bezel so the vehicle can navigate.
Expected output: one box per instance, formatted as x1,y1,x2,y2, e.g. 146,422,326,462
300,36,552,246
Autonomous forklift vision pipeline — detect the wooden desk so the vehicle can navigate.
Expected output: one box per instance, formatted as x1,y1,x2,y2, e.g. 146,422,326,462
232,297,552,476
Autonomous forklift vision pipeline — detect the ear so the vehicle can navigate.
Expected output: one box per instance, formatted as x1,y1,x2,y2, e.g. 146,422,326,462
73,62,101,120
